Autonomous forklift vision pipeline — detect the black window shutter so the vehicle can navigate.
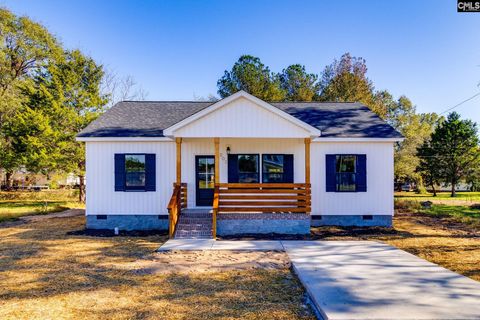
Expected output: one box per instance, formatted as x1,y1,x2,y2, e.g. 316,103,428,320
284,154,294,183
325,154,336,192
356,154,367,192
145,154,156,191
114,154,126,191
228,154,238,183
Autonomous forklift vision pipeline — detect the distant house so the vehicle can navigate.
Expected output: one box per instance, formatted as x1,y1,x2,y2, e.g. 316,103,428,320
77,91,403,238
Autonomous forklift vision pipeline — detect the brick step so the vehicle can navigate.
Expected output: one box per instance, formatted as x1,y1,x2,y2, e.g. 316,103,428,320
175,235,212,239
178,216,211,220
176,225,212,230
176,231,212,235
177,219,212,224
174,209,214,239
181,214,212,219
175,231,212,238
175,230,212,233
177,222,212,226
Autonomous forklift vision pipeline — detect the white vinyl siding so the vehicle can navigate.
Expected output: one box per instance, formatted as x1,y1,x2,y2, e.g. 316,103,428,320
85,139,394,217
85,141,175,215
172,97,312,138
311,141,394,216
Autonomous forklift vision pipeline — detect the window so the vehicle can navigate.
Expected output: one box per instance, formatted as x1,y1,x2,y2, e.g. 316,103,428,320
237,155,259,183
326,154,366,193
262,154,294,183
115,153,156,192
125,154,146,189
336,155,356,192
262,154,284,182
197,157,215,189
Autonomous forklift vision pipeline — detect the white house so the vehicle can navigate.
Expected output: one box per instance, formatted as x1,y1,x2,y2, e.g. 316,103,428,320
77,91,403,238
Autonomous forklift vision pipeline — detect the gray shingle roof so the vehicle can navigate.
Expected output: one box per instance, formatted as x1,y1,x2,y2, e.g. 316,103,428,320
77,100,403,139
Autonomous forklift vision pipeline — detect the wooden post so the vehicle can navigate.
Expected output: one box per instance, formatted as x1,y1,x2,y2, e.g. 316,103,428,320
214,138,220,183
176,138,182,184
213,185,219,239
304,138,311,184
213,138,220,239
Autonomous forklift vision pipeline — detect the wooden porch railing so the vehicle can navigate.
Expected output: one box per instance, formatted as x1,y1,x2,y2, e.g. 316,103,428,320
167,182,187,238
212,183,311,238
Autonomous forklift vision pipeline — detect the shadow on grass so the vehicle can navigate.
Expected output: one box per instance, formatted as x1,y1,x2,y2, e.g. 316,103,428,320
0,214,315,319
0,215,167,301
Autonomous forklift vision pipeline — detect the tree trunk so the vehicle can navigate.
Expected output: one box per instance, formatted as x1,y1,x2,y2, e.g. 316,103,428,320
451,180,456,197
79,175,86,203
5,171,13,190
431,183,437,197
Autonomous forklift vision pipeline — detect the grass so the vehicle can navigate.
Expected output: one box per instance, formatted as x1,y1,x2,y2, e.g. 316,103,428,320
0,215,314,320
419,204,480,226
0,190,83,222
395,191,480,202
0,189,80,201
394,198,480,227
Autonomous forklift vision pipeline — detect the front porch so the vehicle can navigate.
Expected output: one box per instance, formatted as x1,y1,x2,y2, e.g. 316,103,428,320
167,137,312,239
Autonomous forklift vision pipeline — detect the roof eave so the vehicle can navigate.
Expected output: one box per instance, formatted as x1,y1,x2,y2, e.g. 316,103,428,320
312,137,404,142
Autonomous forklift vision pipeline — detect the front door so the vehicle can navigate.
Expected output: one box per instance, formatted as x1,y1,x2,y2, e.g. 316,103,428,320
195,155,215,206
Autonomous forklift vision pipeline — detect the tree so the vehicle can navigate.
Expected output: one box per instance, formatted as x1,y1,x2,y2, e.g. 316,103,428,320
0,8,61,187
193,93,218,102
429,112,480,197
466,158,480,191
278,64,319,101
101,71,148,108
416,139,441,196
16,49,107,201
318,53,387,118
217,55,285,101
389,96,440,184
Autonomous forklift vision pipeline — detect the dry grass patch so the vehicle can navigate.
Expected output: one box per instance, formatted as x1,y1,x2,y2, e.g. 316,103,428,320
0,214,314,320
312,211,480,281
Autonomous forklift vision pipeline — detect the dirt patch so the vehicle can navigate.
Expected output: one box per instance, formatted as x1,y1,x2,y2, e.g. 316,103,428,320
400,211,480,236
131,250,290,274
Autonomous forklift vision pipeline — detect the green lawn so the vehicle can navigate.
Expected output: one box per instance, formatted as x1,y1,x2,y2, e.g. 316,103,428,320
0,190,83,222
395,191,480,201
0,201,83,222
418,204,480,226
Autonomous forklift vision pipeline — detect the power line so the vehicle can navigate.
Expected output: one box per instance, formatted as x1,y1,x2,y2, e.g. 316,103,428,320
439,92,480,115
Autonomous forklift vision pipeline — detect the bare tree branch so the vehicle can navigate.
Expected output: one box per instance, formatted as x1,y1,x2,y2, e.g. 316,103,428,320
101,69,148,108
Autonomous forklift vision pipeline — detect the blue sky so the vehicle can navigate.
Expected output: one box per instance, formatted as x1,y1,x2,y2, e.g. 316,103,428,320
2,0,480,124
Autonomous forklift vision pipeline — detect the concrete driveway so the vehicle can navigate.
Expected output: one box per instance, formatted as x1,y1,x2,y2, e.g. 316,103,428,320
159,239,480,319
283,241,480,320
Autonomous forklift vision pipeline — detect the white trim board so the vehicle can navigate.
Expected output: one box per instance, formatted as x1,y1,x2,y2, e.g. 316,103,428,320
76,137,174,142
313,137,404,142
76,137,403,143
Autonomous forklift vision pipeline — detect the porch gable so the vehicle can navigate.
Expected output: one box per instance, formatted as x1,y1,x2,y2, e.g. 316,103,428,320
163,91,321,138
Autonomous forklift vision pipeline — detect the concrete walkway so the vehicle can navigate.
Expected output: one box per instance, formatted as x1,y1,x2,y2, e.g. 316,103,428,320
158,240,480,319
158,239,284,251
